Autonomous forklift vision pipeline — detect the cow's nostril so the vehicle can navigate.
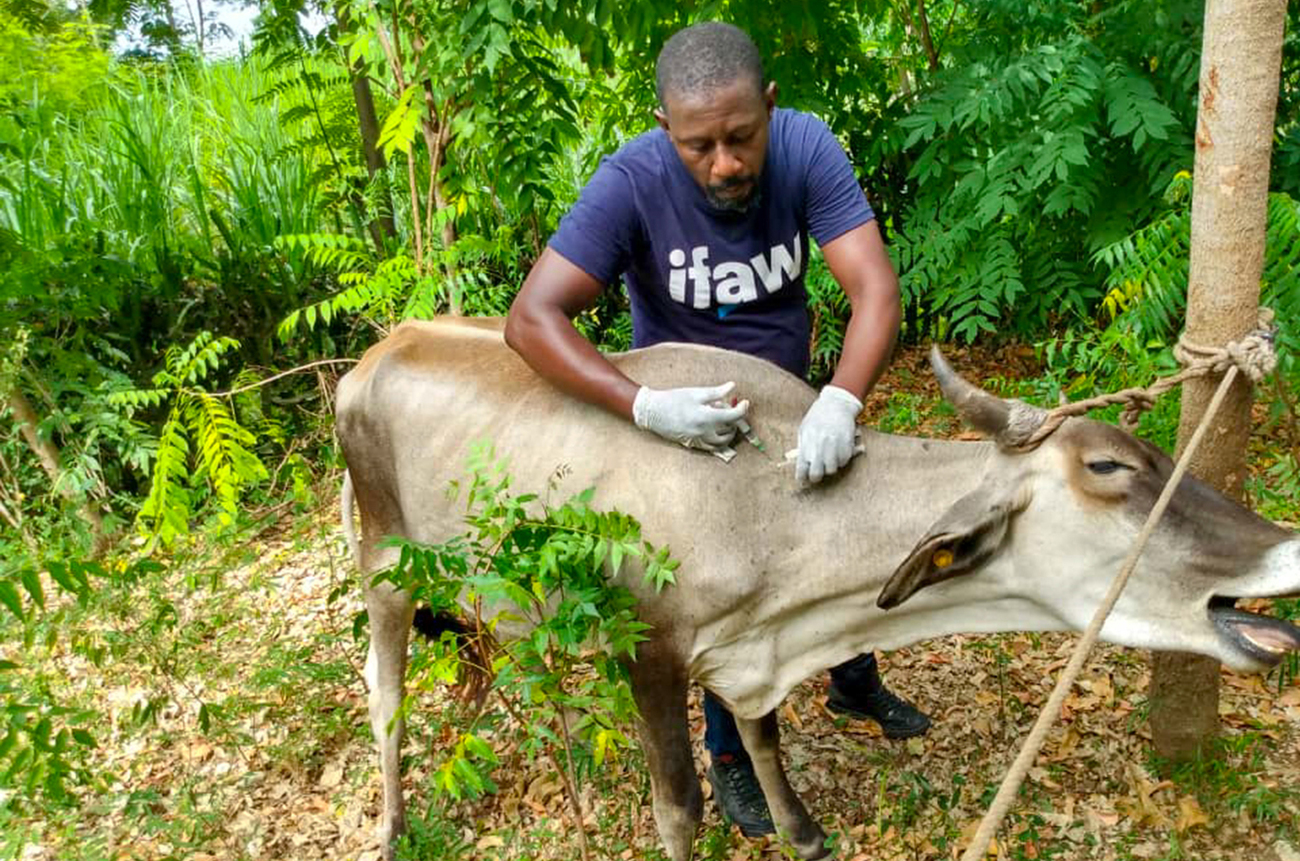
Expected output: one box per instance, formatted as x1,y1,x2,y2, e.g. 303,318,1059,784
1208,595,1238,610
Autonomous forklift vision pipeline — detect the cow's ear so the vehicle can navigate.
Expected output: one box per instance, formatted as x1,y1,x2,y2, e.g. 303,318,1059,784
877,481,1030,609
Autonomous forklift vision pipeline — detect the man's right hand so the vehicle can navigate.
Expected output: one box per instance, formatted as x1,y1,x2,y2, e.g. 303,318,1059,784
632,382,749,451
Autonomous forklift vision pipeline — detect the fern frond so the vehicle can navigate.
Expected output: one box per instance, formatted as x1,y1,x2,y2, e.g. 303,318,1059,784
187,394,268,527
276,232,371,271
105,388,169,413
138,407,194,547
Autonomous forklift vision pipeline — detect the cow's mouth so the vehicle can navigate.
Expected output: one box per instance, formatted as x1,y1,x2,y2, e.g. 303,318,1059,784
1209,596,1300,666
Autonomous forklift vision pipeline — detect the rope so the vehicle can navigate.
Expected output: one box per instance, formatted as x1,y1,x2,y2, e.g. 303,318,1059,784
1007,308,1277,450
959,311,1279,861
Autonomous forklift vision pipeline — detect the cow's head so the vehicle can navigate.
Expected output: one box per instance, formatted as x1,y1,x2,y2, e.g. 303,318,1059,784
878,347,1300,672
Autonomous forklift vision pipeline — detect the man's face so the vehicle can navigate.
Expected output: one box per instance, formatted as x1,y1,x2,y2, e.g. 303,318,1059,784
656,78,776,212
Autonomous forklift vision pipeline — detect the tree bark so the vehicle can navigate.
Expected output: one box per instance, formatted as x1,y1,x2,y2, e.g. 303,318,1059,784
7,387,110,556
1150,0,1286,763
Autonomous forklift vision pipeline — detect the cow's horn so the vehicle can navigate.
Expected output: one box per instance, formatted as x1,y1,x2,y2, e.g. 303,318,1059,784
929,346,1047,449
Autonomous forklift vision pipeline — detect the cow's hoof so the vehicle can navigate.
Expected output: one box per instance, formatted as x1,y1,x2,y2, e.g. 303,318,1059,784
797,842,832,860
790,823,831,859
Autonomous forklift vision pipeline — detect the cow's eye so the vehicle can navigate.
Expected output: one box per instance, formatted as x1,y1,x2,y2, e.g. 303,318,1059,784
1086,460,1130,475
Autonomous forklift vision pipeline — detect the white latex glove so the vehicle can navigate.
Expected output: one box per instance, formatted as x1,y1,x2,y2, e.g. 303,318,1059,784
632,383,749,451
797,384,863,484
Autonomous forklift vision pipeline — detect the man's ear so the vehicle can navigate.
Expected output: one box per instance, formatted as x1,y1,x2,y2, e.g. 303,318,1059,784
764,80,777,114
653,107,670,133
877,479,1031,610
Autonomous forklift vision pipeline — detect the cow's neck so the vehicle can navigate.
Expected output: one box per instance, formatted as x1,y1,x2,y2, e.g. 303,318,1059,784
689,431,1032,717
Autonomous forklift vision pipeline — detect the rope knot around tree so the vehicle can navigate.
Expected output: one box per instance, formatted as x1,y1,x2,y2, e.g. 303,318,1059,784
1174,306,1278,384
1004,307,1279,451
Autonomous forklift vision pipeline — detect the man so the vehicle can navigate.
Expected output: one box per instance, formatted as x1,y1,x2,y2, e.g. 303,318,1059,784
505,21,929,838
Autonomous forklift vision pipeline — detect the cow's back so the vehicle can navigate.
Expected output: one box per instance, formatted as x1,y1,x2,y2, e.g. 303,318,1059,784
336,317,819,614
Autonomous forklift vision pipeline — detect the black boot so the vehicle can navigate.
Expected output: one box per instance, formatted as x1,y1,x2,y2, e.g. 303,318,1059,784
827,682,932,739
707,755,775,837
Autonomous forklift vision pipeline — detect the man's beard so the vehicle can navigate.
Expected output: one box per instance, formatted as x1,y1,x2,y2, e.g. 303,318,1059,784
705,175,760,212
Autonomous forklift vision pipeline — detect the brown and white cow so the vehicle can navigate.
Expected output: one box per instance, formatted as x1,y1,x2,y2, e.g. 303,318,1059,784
335,317,1300,861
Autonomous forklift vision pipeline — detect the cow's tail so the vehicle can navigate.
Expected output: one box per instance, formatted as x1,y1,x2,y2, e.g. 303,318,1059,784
344,468,490,702
341,469,361,566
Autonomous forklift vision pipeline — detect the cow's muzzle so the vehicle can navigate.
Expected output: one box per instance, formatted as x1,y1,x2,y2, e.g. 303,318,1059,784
1209,596,1300,666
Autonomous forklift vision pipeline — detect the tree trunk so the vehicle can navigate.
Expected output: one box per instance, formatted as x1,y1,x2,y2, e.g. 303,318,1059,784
7,387,110,556
337,3,399,253
351,70,400,251
1150,0,1286,763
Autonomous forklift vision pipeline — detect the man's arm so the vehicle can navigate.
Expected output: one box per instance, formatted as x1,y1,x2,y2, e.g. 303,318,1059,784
505,248,748,449
504,247,640,419
820,219,902,400
794,219,900,483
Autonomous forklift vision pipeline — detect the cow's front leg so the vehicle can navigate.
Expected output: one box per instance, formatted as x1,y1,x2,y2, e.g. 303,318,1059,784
734,711,828,859
364,584,416,861
628,652,702,861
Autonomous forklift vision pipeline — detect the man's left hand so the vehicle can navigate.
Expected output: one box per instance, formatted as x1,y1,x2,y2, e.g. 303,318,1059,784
797,385,863,484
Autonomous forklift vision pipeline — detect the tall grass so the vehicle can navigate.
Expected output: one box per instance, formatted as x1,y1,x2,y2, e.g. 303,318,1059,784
0,58,344,360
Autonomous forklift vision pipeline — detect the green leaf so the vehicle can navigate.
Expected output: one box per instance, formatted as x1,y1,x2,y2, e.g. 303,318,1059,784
18,568,44,610
0,582,23,620
378,86,420,161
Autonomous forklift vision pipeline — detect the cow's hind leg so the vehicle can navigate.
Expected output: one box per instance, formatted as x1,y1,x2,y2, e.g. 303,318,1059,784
629,653,701,861
364,581,416,860
735,711,829,859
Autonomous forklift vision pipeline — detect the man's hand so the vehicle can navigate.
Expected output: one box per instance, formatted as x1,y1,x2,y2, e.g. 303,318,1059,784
633,383,749,451
797,385,863,484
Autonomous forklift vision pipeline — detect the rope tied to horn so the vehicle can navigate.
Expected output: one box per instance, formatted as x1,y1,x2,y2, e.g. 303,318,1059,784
1007,308,1278,451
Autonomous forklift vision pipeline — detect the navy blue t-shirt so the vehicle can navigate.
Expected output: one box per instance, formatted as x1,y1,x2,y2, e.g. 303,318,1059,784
548,108,874,378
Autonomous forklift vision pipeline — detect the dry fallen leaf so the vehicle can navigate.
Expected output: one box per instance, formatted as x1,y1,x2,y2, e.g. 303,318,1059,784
1117,763,1172,827
958,819,1000,858
319,762,344,789
477,834,505,851
1175,795,1210,833
782,700,804,731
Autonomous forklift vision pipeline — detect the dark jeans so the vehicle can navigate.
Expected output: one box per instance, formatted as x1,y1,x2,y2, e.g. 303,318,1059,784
704,652,882,761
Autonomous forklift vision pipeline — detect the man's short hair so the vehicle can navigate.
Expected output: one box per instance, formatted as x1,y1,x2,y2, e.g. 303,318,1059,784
655,22,764,108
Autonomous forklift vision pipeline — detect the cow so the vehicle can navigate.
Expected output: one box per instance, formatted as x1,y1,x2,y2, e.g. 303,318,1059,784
335,317,1300,861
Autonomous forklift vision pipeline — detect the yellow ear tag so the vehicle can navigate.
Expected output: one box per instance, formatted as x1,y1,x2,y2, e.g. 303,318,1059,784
932,549,954,569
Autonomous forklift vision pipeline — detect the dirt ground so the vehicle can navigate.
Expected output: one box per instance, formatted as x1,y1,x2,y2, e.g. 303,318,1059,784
19,343,1300,861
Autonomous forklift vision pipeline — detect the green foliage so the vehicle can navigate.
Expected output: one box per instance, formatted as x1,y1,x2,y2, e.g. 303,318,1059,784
1249,451,1300,526
805,250,850,386
0,682,100,809
1029,326,1184,451
0,552,165,814
1157,731,1300,835
884,1,1201,342
1094,176,1300,383
254,47,375,242
0,59,333,553
395,804,475,860
1,59,328,360
0,10,111,114
276,233,521,338
376,446,675,807
107,333,268,548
